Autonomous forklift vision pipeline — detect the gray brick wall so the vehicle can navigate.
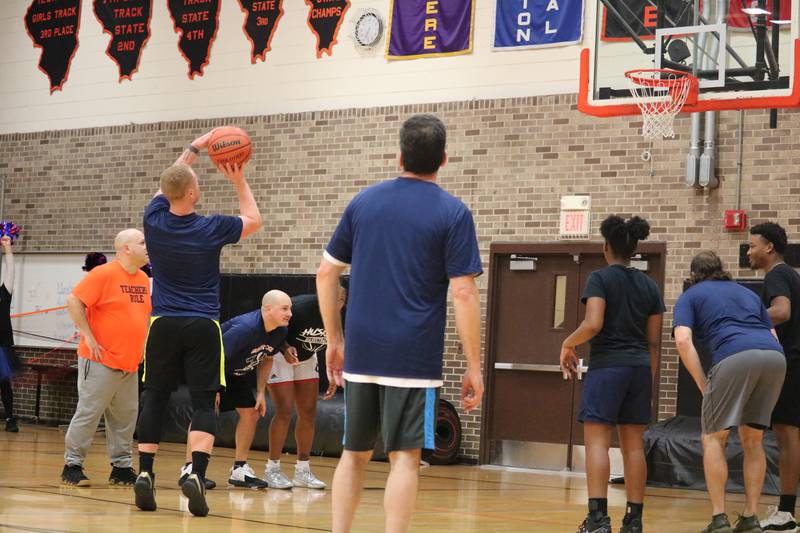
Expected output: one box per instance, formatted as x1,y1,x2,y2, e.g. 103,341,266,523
2,96,797,460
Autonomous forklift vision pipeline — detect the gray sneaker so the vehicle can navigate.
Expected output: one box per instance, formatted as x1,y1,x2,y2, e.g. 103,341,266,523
263,467,293,489
293,469,326,489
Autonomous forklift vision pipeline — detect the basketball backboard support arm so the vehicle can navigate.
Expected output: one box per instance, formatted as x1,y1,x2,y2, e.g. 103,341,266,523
579,0,800,117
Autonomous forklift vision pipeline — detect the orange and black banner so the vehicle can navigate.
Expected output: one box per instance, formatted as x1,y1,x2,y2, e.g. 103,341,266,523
238,0,284,63
24,0,81,92
168,0,221,78
305,0,349,58
94,0,152,81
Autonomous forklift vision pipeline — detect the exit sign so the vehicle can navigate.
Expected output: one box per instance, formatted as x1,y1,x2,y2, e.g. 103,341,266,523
559,195,591,239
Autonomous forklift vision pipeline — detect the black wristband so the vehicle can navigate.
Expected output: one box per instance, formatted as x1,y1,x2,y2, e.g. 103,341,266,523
187,144,200,154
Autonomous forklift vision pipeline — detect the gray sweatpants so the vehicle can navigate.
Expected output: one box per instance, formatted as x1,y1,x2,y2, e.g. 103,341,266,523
64,358,138,468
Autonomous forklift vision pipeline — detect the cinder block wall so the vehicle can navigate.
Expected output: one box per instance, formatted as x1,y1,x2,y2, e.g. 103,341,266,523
2,96,798,459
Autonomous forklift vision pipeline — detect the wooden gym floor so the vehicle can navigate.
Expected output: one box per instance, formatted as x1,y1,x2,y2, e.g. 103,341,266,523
0,424,773,532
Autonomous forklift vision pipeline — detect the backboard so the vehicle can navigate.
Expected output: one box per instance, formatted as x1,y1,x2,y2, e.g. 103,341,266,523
579,0,800,116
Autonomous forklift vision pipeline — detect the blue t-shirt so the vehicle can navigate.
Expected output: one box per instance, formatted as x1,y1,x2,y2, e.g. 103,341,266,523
325,177,482,380
143,195,242,319
673,280,783,366
222,309,288,377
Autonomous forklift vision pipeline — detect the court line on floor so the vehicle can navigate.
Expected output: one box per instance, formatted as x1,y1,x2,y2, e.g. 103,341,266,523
3,486,331,532
0,524,81,533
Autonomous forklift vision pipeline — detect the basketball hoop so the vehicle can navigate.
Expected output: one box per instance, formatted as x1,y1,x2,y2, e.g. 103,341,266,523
625,69,698,139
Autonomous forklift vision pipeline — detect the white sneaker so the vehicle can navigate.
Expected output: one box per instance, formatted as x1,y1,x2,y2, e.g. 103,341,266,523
229,463,268,489
760,505,798,532
292,469,326,489
263,466,293,489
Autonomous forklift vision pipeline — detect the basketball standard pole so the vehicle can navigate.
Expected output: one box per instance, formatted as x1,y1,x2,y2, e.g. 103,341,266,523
770,0,781,128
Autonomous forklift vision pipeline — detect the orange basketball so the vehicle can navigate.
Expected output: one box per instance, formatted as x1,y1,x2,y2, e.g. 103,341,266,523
207,126,252,167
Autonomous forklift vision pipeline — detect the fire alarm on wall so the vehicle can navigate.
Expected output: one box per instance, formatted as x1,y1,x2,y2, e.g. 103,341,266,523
724,209,747,231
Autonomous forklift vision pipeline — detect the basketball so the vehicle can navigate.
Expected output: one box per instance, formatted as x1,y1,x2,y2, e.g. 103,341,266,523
207,126,251,167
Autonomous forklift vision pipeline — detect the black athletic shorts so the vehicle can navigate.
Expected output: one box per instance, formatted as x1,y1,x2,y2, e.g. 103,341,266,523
142,316,225,392
218,372,256,412
343,380,439,454
772,358,800,427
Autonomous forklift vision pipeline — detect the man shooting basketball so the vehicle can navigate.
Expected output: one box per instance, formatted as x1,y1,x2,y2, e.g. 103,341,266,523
133,130,262,517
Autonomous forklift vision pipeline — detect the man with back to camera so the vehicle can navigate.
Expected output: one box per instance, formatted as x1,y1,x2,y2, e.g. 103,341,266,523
263,280,348,490
180,290,296,489
317,114,484,533
748,222,800,532
61,229,151,486
133,130,263,517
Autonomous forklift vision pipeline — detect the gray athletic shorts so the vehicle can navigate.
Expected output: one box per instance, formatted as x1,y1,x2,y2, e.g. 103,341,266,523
343,380,439,453
702,349,786,434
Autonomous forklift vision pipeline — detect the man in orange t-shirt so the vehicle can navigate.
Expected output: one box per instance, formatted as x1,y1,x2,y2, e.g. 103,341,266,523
61,229,151,487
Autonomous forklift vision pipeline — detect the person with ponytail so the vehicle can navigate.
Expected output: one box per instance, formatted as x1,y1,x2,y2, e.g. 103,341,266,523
674,251,786,533
561,215,665,533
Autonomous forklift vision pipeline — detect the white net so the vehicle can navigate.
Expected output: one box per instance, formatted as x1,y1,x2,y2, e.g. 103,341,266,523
625,70,693,139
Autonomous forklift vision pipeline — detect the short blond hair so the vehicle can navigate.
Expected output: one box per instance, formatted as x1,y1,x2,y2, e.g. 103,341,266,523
160,164,196,202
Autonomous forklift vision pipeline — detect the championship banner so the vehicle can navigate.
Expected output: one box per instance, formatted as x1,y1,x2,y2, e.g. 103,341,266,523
94,0,152,81
387,0,474,60
238,0,284,63
168,0,221,79
729,0,792,29
305,0,350,58
24,0,81,93
601,0,694,41
494,0,583,50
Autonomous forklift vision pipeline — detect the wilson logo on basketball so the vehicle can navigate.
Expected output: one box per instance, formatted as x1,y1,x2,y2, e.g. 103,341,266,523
211,139,242,150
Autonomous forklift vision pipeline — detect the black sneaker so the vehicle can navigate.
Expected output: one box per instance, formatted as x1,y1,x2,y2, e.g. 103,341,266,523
577,514,612,533
733,514,763,533
181,473,209,517
134,471,157,511
5,417,19,432
109,466,137,486
61,464,90,486
178,463,216,490
701,514,734,533
620,515,642,533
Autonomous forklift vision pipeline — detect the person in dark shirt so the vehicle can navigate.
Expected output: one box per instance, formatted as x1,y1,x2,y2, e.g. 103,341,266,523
0,236,20,433
263,283,347,490
181,290,294,490
317,115,484,533
675,250,785,533
748,222,800,532
560,215,664,533
134,129,263,517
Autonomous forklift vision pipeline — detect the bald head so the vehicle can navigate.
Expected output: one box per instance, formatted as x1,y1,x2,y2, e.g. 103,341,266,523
113,228,148,272
262,290,290,307
261,290,293,330
114,229,144,252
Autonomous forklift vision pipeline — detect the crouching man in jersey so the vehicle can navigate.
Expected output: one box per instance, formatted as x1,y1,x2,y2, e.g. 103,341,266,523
181,290,297,488
263,281,348,490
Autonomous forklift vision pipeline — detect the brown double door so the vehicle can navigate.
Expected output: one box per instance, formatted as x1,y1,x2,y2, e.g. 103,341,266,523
479,242,666,470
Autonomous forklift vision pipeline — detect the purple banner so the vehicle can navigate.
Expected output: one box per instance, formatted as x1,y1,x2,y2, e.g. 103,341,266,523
387,0,474,60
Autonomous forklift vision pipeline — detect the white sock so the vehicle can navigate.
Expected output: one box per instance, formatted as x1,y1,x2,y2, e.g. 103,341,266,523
267,459,280,471
295,460,310,472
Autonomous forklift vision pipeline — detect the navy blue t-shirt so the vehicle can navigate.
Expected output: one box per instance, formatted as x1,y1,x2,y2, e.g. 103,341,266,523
673,280,783,366
581,265,665,369
144,195,242,319
325,177,482,380
222,309,288,377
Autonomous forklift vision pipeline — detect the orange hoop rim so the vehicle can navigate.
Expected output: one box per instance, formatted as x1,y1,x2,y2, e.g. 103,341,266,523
624,68,696,88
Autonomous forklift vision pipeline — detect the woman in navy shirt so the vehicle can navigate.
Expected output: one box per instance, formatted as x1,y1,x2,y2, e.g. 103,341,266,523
561,215,664,533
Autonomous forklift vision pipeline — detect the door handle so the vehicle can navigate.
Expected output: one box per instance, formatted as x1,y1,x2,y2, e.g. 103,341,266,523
494,362,563,372
576,358,589,381
494,362,573,381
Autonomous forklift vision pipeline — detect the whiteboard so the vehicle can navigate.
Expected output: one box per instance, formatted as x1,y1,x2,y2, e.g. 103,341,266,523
6,253,115,349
